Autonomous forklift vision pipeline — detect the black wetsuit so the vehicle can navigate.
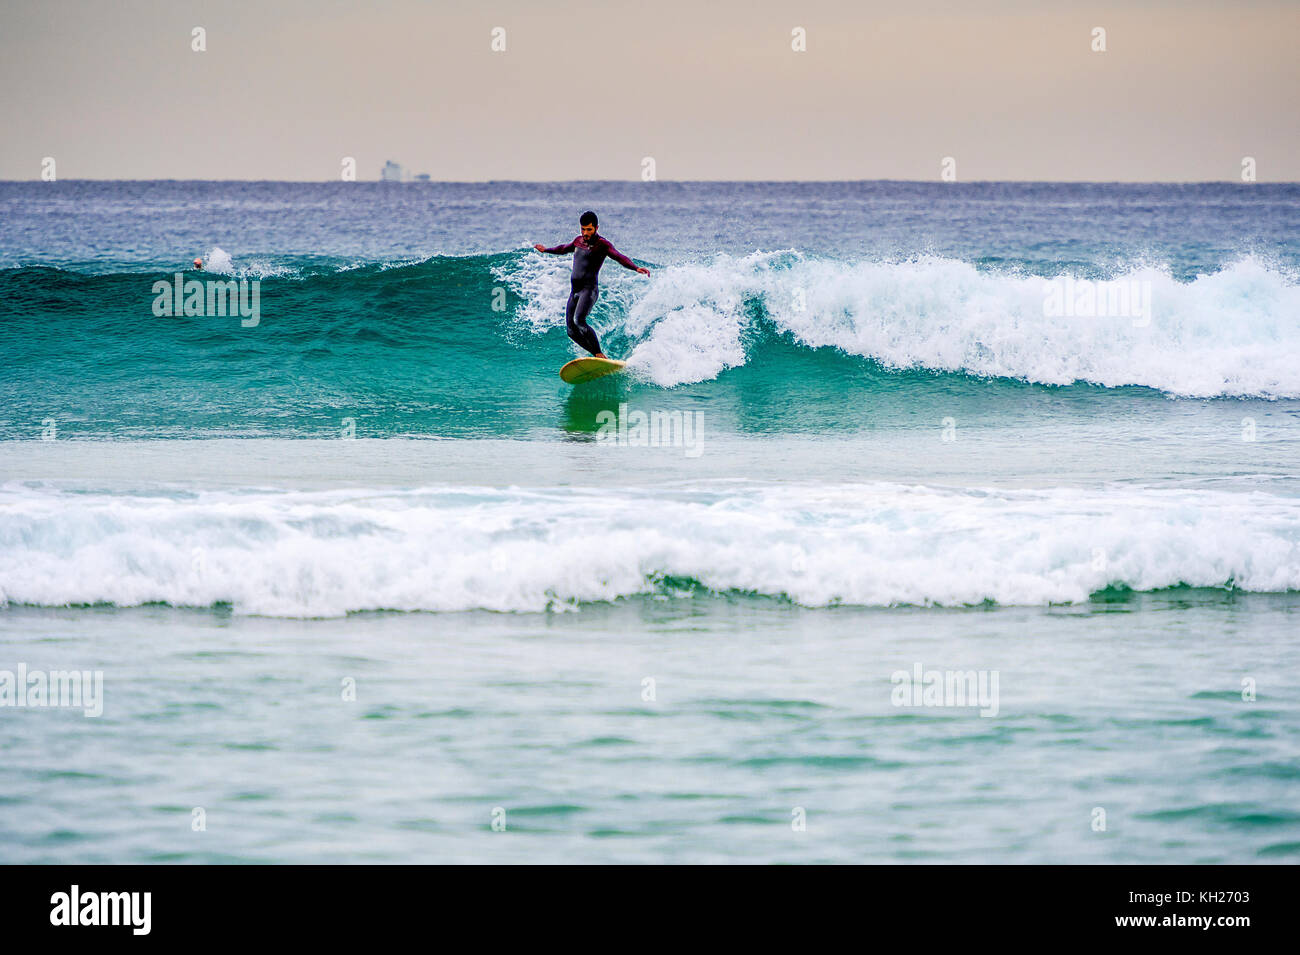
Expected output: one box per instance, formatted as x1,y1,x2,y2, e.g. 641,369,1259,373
540,233,641,355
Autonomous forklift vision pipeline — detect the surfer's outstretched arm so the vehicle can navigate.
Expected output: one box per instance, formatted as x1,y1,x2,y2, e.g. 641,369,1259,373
533,238,577,254
601,238,651,275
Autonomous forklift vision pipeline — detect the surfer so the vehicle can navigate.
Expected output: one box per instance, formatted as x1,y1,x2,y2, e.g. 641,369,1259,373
534,211,649,358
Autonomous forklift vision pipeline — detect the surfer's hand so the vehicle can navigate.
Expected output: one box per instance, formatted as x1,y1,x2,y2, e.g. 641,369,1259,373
532,243,546,252
636,266,650,275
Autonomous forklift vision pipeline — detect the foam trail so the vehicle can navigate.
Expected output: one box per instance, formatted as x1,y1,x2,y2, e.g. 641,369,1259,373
1,482,1296,616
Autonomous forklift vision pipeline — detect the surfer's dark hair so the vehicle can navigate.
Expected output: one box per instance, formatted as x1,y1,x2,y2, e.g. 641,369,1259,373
580,210,598,227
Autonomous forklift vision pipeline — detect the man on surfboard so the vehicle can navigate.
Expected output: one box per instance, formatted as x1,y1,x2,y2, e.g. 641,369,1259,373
534,211,649,358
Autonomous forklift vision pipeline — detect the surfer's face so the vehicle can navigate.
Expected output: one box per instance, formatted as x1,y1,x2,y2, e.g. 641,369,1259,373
580,223,596,239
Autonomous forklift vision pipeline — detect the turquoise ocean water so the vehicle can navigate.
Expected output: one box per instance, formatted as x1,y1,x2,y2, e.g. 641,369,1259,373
1,181,1298,862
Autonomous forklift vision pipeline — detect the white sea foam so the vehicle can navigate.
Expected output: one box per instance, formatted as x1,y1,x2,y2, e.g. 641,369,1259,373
1,481,1295,616
497,250,583,334
505,251,1300,396
201,246,296,280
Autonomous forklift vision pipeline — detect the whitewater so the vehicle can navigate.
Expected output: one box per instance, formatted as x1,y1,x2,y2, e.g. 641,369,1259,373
502,250,1300,396
0,480,1295,616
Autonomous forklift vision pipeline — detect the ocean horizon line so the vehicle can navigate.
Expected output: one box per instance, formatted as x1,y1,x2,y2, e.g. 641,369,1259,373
4,177,1296,186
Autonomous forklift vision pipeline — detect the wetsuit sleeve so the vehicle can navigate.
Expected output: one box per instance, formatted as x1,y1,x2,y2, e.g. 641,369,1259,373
601,238,640,270
540,237,578,254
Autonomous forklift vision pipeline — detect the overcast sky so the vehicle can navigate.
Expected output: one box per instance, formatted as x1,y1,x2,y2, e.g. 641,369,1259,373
2,0,1296,181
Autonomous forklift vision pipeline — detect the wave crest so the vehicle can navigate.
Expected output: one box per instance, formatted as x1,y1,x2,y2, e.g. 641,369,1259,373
503,251,1300,396
2,482,1296,616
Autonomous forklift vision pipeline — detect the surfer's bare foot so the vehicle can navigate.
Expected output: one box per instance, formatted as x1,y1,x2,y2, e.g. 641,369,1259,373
594,352,607,359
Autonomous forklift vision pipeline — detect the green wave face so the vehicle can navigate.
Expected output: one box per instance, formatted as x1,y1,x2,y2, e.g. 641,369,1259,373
1,255,571,439
0,255,978,440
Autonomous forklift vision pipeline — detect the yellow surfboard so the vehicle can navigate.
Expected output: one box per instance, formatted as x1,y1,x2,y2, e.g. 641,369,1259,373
560,356,627,384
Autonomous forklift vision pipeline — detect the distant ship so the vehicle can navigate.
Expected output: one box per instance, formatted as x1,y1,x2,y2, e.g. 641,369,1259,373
381,162,430,182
